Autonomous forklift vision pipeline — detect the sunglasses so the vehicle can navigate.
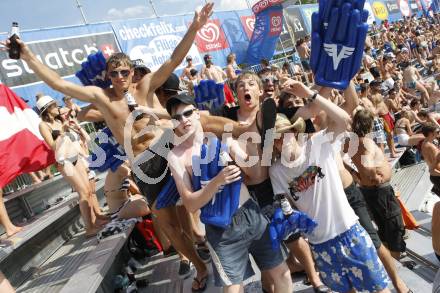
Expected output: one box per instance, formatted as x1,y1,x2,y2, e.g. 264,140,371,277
262,76,279,84
108,69,131,78
171,108,195,121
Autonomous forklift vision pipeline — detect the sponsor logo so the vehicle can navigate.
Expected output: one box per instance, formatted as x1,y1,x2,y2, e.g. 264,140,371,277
323,43,355,70
252,0,284,14
269,12,283,36
399,0,411,16
372,2,389,20
117,21,187,41
0,32,119,88
240,15,255,39
193,19,229,52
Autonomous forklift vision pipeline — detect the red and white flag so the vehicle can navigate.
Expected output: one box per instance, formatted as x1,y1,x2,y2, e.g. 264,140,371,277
0,84,55,188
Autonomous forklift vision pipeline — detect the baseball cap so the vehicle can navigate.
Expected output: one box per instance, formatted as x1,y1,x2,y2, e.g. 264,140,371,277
132,59,148,69
401,47,409,53
166,92,197,114
186,56,192,61
160,73,181,92
370,80,382,87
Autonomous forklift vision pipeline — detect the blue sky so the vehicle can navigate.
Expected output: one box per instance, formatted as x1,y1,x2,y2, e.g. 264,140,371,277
0,0,258,33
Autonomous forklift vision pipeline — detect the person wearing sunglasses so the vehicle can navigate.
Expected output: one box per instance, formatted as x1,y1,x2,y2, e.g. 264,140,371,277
8,3,216,285
258,68,280,104
167,93,293,293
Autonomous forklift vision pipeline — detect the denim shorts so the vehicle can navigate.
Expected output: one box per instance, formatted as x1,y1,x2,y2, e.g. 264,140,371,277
311,223,389,293
205,199,287,287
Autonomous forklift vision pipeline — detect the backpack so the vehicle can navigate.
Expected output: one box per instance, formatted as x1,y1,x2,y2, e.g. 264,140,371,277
127,215,162,260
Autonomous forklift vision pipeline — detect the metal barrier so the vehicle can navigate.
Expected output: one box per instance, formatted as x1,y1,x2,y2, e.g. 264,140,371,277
2,174,33,195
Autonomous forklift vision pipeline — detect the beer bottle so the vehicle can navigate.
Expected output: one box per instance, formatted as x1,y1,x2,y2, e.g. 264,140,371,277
124,90,144,120
9,22,20,60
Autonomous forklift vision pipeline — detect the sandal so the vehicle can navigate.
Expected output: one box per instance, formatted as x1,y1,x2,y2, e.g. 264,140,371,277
256,98,277,150
192,274,208,292
196,242,211,263
313,284,331,293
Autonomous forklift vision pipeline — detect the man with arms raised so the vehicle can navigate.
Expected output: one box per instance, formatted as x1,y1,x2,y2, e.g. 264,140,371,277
5,4,214,290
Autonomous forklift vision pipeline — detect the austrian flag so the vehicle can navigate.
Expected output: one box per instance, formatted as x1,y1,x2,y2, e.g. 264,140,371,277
0,85,55,188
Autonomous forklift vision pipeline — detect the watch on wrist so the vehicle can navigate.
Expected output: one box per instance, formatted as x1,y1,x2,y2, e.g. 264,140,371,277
306,91,318,105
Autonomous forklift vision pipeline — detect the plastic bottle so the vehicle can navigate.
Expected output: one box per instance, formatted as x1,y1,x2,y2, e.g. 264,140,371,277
9,22,20,59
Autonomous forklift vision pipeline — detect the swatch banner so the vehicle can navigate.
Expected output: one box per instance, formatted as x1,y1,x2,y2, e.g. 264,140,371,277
0,23,118,107
247,2,284,65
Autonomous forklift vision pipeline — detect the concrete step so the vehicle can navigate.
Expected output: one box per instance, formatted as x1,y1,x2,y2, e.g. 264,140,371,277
1,173,106,287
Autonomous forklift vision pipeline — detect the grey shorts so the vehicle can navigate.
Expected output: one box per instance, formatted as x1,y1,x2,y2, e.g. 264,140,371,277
205,199,287,287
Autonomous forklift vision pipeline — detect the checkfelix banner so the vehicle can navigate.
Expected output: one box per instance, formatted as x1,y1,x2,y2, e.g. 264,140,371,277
111,16,202,74
246,0,285,65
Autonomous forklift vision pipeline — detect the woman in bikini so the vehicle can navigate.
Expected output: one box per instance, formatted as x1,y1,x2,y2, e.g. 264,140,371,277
37,96,105,237
394,111,425,146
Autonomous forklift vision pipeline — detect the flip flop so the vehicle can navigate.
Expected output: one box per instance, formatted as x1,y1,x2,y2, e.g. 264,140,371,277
256,98,277,150
192,274,208,292
313,284,331,292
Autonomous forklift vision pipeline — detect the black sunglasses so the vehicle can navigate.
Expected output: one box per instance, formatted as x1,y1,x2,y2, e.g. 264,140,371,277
262,76,279,84
172,108,195,121
109,69,131,78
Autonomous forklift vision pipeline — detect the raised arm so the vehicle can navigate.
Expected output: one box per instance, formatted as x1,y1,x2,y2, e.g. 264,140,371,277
139,3,214,98
284,80,351,135
5,39,103,104
341,81,360,115
77,104,104,122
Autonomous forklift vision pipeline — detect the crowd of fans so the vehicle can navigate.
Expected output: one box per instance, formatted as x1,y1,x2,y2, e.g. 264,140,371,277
3,5,440,293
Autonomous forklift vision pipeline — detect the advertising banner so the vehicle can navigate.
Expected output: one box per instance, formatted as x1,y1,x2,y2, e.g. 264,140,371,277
382,0,403,20
371,1,390,20
219,11,254,65
111,15,202,74
398,0,412,16
299,4,319,33
284,6,308,39
246,1,285,65
0,23,118,107
364,2,378,25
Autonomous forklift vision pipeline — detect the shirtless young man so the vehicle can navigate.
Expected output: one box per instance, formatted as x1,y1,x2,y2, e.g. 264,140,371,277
6,4,215,290
421,123,440,198
369,81,399,157
351,109,406,260
180,56,196,81
200,54,226,83
166,93,292,293
212,72,329,293
402,61,430,106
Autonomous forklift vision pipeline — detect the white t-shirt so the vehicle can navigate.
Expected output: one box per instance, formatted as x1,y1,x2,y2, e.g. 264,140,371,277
269,131,358,244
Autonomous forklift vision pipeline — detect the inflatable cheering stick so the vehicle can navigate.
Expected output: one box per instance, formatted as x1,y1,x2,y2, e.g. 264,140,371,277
156,176,181,209
194,80,225,111
75,51,111,89
270,195,317,250
192,136,242,228
88,127,127,172
310,0,369,90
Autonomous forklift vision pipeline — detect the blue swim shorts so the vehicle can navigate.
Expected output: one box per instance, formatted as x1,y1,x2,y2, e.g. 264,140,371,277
310,223,389,293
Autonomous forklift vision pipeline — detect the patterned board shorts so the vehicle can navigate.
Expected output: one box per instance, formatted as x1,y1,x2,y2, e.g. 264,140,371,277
311,223,389,293
373,118,387,144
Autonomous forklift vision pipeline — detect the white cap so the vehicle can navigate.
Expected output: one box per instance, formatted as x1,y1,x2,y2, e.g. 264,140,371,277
36,95,56,115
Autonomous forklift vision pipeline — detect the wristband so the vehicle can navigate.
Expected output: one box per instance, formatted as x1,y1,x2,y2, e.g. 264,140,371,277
306,91,318,105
